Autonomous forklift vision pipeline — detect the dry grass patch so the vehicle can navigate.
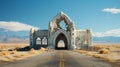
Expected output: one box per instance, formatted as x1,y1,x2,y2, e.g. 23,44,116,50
98,48,109,54
0,43,28,51
0,47,46,62
74,49,114,62
74,43,120,62
0,51,10,56
39,47,47,52
29,48,38,54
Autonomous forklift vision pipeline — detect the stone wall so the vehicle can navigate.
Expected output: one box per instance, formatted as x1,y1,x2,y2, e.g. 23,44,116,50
73,29,92,49
29,12,92,50
30,29,48,49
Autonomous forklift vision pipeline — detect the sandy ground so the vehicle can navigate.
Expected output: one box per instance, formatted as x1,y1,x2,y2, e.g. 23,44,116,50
0,43,46,62
0,43,29,51
0,43,120,64
74,43,120,63
0,50,114,67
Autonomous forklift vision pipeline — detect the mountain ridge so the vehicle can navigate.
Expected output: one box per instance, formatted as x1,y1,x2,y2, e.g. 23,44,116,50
93,36,120,43
0,35,120,43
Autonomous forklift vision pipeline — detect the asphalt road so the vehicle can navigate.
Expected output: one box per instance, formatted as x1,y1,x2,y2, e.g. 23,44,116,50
0,50,114,67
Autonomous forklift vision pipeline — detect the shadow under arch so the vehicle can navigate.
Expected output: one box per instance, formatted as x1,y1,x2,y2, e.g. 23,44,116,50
55,33,68,50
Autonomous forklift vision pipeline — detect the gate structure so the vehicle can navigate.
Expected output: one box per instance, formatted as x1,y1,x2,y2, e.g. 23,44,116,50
30,12,92,49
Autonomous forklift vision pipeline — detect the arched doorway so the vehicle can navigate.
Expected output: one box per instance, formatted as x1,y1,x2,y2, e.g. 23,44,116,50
36,37,41,45
55,33,68,49
48,12,73,49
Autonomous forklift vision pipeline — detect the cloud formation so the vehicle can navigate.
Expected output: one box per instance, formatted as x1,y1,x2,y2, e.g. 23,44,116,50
0,21,39,32
102,8,120,14
93,28,120,37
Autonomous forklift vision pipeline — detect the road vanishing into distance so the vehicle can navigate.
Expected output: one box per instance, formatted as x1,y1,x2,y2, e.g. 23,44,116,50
0,50,115,67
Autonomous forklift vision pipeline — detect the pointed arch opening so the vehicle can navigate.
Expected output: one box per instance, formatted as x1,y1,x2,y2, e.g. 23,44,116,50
55,33,68,49
42,37,47,45
36,37,41,45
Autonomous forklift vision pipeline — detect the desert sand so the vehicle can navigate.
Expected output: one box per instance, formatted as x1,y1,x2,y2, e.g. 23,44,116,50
0,43,46,62
74,43,120,63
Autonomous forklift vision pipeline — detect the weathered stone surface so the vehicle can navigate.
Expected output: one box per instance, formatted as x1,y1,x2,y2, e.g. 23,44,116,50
30,12,92,50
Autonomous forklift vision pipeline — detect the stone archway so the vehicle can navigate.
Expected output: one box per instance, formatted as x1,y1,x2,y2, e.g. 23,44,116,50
48,12,73,49
55,33,68,49
30,12,92,50
52,29,71,49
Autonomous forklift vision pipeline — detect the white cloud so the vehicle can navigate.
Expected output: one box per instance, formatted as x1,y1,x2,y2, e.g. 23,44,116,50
0,21,39,32
93,28,120,37
102,8,120,14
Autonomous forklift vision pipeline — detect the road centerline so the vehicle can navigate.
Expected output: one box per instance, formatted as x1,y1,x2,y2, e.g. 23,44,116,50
59,51,64,67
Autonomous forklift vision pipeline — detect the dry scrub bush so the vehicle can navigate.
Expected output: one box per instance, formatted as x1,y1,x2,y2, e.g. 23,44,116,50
0,43,28,50
98,48,109,54
10,50,17,54
0,51,10,55
29,48,37,54
39,47,46,52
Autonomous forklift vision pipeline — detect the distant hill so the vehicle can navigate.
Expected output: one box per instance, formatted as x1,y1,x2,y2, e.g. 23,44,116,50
0,35,29,43
0,35,120,44
93,36,120,43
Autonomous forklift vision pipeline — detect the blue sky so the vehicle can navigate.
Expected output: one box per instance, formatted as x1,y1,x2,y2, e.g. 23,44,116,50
0,0,120,37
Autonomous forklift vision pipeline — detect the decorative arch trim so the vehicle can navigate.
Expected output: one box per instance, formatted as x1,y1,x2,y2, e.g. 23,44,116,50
52,29,71,49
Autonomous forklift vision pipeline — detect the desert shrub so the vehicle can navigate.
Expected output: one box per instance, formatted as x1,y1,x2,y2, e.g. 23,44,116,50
98,48,109,54
40,47,46,51
1,51,10,55
10,50,17,54
29,48,37,54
